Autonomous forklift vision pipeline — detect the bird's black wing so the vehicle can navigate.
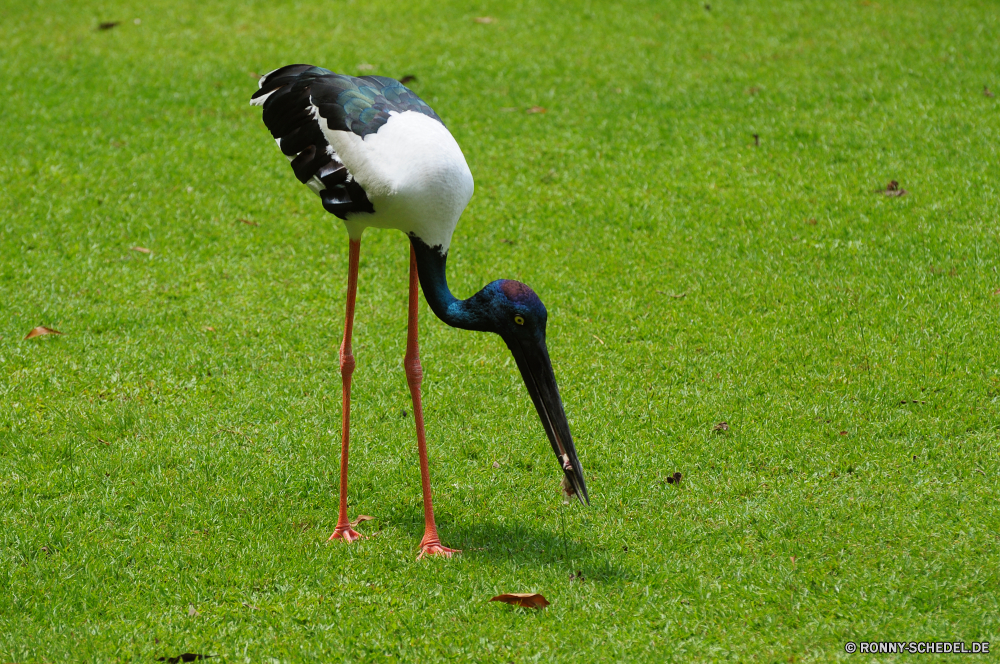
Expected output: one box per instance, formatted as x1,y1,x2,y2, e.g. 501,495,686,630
250,64,443,219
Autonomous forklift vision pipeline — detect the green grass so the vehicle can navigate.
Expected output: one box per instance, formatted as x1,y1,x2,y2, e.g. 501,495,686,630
2,0,999,660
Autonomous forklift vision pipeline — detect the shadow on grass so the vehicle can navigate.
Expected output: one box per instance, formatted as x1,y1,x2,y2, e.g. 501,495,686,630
393,508,633,584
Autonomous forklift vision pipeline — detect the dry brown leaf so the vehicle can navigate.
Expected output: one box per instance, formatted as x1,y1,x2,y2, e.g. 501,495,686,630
187,604,199,617
490,593,550,609
713,421,729,432
131,246,151,254
25,326,62,339
526,106,547,114
474,16,496,23
880,180,907,197
237,218,258,226
349,515,374,528
992,288,1000,295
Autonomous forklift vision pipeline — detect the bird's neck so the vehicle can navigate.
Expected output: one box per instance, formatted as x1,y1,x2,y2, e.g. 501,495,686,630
409,235,486,331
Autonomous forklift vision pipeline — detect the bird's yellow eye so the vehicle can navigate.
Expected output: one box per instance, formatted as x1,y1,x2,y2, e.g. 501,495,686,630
514,315,525,326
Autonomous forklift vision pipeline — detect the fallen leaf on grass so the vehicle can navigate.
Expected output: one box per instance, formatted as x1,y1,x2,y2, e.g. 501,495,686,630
98,21,120,30
500,238,515,244
25,326,62,339
666,471,682,485
985,86,995,98
492,461,500,469
349,515,374,528
839,431,848,436
526,106,547,114
992,288,1000,295
237,218,258,226
398,75,417,85
202,326,215,332
713,421,729,432
188,604,199,617
474,16,496,23
156,654,214,663
490,593,549,609
879,180,907,197
130,246,151,254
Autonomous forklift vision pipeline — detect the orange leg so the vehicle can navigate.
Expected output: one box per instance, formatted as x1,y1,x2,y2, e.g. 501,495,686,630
329,238,365,543
405,244,459,559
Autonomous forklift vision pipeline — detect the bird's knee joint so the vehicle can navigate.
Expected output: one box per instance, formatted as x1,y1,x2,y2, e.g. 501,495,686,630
404,358,423,382
340,353,356,376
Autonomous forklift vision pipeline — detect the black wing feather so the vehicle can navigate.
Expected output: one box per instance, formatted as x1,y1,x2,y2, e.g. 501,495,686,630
251,64,443,219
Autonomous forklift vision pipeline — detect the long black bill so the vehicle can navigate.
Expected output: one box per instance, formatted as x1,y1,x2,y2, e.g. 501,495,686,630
507,337,590,505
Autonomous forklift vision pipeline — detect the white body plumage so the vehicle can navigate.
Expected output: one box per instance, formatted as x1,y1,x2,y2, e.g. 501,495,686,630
321,109,474,253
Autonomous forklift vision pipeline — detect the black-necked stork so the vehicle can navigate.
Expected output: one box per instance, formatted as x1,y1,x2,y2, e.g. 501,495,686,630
250,65,588,558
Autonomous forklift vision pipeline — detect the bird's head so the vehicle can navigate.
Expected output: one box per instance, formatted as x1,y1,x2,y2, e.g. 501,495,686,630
466,279,589,504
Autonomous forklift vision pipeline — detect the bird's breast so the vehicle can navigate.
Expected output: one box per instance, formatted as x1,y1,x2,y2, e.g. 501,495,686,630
324,111,474,253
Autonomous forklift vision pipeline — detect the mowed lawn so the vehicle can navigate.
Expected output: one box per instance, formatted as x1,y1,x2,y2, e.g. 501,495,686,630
2,0,999,660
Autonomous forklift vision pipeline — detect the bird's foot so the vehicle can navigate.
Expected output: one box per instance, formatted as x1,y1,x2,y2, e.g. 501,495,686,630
418,533,460,559
328,523,365,543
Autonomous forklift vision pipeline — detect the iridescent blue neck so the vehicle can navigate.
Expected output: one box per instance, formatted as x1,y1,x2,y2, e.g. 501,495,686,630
409,235,490,332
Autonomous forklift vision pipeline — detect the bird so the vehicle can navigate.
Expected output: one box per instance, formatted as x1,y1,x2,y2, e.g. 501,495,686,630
250,64,588,558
